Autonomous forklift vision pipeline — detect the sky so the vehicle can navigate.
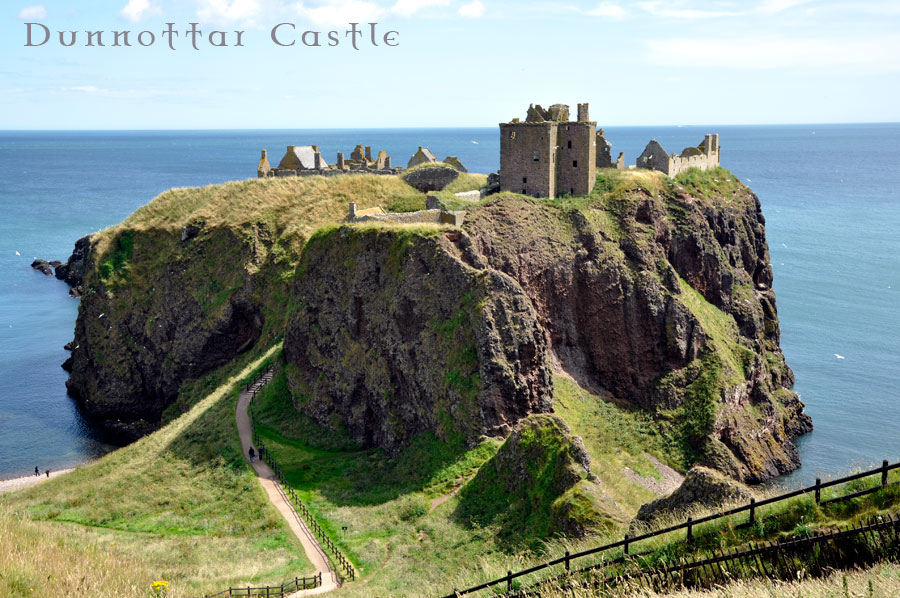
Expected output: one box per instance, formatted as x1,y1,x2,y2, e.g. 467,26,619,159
0,0,898,128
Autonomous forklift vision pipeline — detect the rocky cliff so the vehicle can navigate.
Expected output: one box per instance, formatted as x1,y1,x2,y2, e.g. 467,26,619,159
462,169,811,482
63,168,809,482
283,225,552,452
64,176,425,440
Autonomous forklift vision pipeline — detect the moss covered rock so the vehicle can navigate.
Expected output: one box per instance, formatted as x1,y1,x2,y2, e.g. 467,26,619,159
632,465,755,530
457,414,624,545
283,225,553,452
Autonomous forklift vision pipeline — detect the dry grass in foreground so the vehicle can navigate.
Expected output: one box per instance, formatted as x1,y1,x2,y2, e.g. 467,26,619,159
0,346,313,598
537,562,900,598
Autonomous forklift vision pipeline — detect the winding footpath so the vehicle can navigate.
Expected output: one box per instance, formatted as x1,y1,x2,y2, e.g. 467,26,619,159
235,374,339,596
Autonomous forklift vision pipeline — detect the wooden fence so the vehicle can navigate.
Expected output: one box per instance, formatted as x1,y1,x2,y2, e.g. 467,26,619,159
511,513,900,596
247,367,357,582
204,572,321,598
441,458,900,597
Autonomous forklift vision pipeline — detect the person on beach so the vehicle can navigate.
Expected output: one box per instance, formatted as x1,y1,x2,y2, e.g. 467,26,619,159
45,469,50,478
35,466,39,477
249,447,255,463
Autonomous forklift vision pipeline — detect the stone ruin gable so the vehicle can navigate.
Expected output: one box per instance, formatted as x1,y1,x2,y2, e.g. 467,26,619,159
345,202,464,226
407,146,439,169
443,156,468,173
637,134,721,176
499,102,597,199
277,145,328,171
258,149,272,177
636,140,671,174
375,150,389,170
258,145,329,178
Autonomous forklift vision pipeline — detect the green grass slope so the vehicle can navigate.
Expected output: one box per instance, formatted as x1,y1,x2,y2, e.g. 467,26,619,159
1,346,313,598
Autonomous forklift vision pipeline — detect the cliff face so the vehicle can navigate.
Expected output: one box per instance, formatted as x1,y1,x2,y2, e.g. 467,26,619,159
64,175,424,440
283,226,553,452
462,170,811,482
65,226,271,440
64,170,810,482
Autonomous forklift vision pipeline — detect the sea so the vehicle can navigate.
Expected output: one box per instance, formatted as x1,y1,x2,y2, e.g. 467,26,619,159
0,125,897,484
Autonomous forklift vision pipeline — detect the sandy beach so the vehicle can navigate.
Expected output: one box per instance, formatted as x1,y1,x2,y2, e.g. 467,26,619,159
0,468,74,495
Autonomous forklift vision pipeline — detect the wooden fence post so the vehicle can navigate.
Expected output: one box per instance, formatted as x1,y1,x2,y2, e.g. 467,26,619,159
749,497,756,525
624,534,630,556
882,460,889,487
687,518,693,543
815,478,821,504
565,549,571,572
507,570,513,592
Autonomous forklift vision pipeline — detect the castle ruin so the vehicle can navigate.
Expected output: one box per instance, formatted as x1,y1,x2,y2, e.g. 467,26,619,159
499,103,596,199
636,135,720,177
498,102,722,197
258,144,402,178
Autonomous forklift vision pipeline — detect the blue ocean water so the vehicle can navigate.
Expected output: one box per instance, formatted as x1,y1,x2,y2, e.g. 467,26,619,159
0,126,897,483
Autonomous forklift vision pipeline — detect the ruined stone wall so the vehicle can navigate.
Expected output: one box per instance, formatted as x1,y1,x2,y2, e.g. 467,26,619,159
557,122,596,197
263,169,400,179
667,151,719,176
637,135,720,177
500,122,558,198
347,208,465,226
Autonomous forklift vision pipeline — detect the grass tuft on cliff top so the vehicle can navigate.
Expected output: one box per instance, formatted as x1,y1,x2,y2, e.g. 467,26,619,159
92,174,426,257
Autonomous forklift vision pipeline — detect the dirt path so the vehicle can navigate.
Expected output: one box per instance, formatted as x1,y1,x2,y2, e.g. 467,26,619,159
236,373,339,596
0,468,75,495
623,453,684,497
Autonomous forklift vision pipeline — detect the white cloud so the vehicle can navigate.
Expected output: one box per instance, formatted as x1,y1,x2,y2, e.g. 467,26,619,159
646,35,900,71
637,1,741,20
390,0,450,17
18,5,47,19
291,1,385,26
67,86,107,94
586,2,626,19
757,0,815,14
458,0,484,18
119,0,161,23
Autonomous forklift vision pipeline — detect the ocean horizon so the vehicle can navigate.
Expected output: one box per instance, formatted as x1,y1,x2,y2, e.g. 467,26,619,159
1,123,898,484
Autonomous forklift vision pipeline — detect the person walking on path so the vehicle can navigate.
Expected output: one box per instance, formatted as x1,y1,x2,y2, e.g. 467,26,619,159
249,447,255,463
45,469,50,478
34,466,39,477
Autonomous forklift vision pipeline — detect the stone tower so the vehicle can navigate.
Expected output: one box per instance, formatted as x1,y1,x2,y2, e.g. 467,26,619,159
499,102,597,199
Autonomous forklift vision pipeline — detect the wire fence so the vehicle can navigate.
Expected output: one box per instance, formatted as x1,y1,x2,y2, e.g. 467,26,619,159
441,458,900,597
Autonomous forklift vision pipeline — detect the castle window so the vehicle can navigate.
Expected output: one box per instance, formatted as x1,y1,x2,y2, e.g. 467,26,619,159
570,188,575,195
510,131,516,140
573,160,578,168
532,151,540,162
567,140,572,149
523,177,527,184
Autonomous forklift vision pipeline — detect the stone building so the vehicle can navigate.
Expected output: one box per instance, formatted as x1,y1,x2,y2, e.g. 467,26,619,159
637,134,720,176
407,147,438,169
499,102,597,199
278,145,328,171
258,143,400,178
